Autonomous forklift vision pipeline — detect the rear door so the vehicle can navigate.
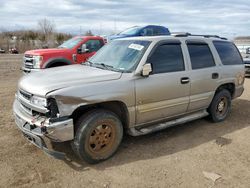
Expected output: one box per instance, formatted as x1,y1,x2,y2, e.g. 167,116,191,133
186,40,220,111
135,40,191,124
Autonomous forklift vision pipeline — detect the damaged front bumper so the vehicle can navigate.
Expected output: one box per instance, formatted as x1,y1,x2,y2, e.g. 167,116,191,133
13,99,74,159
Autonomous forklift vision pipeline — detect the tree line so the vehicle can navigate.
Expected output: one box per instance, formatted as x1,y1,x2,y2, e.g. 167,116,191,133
0,18,94,53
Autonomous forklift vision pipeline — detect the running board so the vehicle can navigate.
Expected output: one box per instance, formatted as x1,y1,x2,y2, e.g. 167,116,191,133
128,110,209,136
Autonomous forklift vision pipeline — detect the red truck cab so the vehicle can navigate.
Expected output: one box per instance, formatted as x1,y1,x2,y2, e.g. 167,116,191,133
22,36,105,73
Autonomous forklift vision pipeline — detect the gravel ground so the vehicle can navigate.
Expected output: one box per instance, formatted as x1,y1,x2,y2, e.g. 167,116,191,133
0,54,250,188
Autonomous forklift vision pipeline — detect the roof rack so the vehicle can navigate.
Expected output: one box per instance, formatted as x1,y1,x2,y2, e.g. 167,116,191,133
171,32,227,40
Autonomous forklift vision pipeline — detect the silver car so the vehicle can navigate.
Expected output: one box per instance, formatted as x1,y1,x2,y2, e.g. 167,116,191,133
13,34,245,163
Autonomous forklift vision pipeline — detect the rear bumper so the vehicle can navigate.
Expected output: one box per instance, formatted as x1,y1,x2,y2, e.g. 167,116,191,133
13,99,74,159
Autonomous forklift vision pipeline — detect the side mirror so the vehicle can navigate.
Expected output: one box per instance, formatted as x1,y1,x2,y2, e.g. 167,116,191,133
77,48,82,54
77,44,89,54
142,63,152,77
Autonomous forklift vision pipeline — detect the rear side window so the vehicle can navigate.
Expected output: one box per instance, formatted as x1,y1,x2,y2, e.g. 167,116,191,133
213,41,243,65
141,28,154,36
187,43,215,69
153,27,170,35
148,43,184,74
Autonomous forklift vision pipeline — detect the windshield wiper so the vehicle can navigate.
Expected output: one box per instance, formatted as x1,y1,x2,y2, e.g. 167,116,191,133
82,60,93,66
94,63,122,72
95,63,112,70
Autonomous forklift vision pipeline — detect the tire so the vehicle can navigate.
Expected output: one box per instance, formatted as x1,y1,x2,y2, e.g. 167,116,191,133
72,109,123,164
208,89,232,122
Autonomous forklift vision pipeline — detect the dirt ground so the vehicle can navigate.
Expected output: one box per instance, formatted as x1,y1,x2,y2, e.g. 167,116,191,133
0,54,250,188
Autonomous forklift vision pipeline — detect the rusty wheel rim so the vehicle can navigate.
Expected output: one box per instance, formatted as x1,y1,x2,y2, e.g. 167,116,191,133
87,120,116,155
216,97,228,117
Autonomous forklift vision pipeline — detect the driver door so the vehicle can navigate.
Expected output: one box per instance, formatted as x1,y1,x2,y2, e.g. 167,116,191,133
135,41,190,124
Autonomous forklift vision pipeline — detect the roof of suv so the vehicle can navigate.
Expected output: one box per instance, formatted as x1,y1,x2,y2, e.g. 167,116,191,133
116,33,229,42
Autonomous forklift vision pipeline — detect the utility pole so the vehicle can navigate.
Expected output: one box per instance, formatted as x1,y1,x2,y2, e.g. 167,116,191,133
99,23,103,35
80,26,82,35
114,19,117,34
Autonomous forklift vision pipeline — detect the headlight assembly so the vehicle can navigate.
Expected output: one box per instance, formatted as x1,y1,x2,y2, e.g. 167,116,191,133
33,55,43,68
30,95,47,107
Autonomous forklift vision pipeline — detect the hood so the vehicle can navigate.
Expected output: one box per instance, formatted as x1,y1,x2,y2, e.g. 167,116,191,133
25,48,69,56
18,65,122,96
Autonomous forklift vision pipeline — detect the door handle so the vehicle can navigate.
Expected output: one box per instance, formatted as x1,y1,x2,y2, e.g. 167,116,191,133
181,77,190,84
212,73,219,79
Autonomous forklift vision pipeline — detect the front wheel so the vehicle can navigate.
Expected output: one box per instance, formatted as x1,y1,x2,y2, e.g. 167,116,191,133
72,109,123,164
208,89,232,122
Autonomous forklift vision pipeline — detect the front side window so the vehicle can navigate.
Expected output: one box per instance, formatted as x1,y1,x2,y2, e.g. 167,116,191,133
187,43,215,69
141,28,154,36
213,41,243,65
148,43,185,74
85,40,103,53
89,40,151,72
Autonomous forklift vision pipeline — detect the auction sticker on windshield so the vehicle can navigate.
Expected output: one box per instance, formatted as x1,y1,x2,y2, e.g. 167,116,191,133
128,44,144,51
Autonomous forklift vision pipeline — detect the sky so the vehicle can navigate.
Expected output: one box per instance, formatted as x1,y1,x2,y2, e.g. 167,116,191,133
0,0,250,38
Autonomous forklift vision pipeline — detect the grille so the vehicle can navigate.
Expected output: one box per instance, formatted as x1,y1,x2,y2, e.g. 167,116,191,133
19,90,32,101
23,54,34,69
18,89,46,116
20,103,32,115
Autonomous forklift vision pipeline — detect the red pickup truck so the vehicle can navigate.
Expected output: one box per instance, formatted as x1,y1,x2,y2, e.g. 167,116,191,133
22,36,105,73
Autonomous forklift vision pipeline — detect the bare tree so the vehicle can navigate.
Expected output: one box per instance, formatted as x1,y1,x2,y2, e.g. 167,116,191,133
84,30,94,36
38,18,55,46
56,33,72,45
38,18,55,36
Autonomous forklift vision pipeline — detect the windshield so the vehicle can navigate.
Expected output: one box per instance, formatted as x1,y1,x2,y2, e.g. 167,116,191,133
88,40,151,72
58,37,82,49
119,27,142,35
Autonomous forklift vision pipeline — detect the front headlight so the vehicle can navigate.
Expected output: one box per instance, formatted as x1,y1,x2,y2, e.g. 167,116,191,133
30,96,47,107
33,55,43,68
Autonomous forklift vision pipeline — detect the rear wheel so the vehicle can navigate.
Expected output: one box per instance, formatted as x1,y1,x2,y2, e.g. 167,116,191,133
72,109,123,164
208,89,231,122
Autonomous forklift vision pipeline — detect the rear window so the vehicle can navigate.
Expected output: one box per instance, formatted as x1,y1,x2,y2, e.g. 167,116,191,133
213,41,243,65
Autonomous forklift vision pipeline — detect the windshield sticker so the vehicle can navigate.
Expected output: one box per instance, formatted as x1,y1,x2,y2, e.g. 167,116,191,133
128,44,144,51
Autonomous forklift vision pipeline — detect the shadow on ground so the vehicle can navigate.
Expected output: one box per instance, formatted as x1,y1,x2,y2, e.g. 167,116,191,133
52,99,250,171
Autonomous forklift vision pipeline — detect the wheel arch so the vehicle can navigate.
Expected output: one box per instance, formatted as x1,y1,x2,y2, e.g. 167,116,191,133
215,83,235,98
43,58,72,68
70,101,130,131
